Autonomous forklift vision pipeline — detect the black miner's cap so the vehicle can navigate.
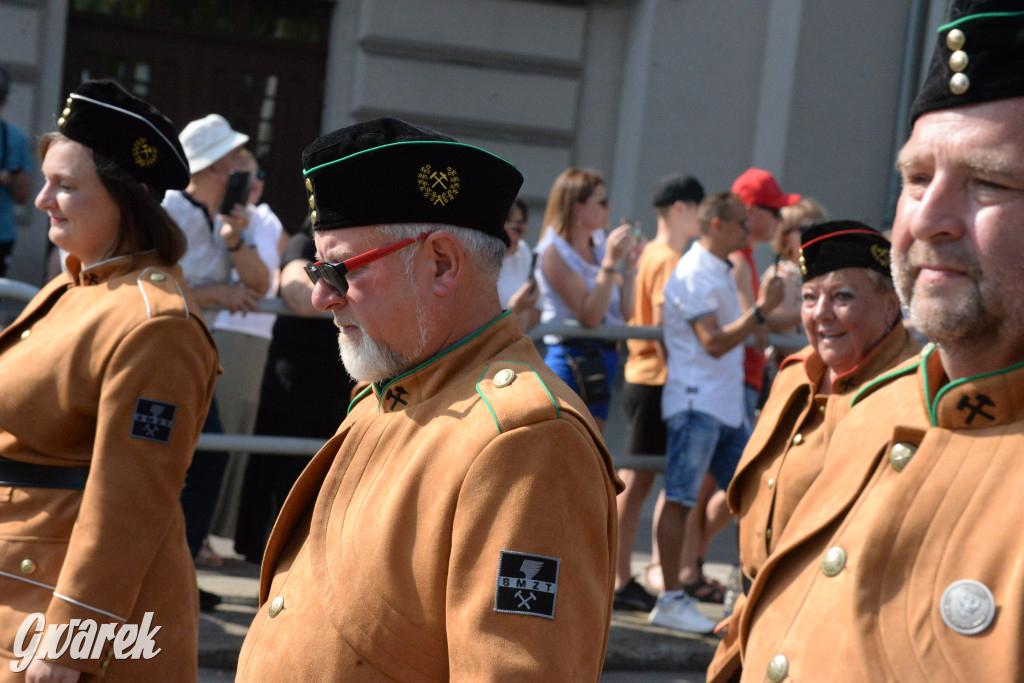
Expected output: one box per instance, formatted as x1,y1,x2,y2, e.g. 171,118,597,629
57,79,189,193
911,0,1024,121
301,117,523,246
799,220,891,283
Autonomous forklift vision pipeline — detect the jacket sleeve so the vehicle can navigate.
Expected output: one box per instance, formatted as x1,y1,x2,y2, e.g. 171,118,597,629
43,315,216,671
446,417,616,682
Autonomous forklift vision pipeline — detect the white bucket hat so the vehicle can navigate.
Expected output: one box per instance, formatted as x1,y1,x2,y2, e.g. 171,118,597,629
179,114,249,174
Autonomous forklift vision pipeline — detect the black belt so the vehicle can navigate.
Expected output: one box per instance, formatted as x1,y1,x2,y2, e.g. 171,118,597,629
0,457,90,490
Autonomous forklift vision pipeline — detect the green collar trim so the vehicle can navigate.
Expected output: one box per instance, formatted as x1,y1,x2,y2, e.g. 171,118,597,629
374,311,512,413
926,350,1024,426
851,358,922,408
303,140,518,176
939,11,1024,32
347,384,374,416
475,361,560,434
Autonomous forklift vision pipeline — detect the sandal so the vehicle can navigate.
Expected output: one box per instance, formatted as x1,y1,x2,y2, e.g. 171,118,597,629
682,574,726,603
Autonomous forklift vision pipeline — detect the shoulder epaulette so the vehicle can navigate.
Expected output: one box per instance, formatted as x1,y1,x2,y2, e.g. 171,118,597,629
135,267,190,320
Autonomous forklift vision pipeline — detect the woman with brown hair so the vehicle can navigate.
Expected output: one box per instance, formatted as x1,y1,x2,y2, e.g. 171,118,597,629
534,167,641,431
0,80,218,681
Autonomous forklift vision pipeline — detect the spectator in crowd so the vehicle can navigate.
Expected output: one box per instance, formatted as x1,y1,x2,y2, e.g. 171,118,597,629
236,117,620,680
708,221,920,681
163,113,268,608
650,192,783,633
535,167,641,431
730,167,801,422
761,197,830,374
614,173,704,612
233,226,356,563
497,197,539,330
207,148,284,545
0,65,31,278
0,79,217,681
725,5,1024,679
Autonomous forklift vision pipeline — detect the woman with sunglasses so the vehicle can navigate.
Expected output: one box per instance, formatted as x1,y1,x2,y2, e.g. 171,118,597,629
0,80,217,681
534,167,641,431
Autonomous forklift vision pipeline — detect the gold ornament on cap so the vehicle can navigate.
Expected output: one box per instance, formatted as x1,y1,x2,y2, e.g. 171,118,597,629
418,165,460,207
798,250,807,276
870,244,890,268
132,137,158,168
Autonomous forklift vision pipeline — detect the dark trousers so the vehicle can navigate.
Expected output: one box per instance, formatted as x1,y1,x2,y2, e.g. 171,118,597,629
180,399,227,558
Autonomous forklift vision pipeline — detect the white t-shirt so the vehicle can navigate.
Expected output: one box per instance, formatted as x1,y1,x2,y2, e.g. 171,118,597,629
497,240,533,309
661,240,745,427
212,203,283,339
162,189,231,287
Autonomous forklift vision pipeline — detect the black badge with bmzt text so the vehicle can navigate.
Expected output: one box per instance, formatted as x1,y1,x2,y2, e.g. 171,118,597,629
130,398,177,444
494,550,560,619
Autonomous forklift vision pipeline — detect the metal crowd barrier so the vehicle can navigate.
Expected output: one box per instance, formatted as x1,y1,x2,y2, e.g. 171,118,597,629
2,277,807,470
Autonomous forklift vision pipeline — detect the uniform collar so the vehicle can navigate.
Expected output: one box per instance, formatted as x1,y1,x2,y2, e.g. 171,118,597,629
66,251,161,286
806,321,915,395
920,344,1024,429
353,310,518,414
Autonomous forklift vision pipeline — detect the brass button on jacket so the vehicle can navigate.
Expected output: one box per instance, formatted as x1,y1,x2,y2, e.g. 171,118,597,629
766,653,789,682
889,442,917,472
821,546,847,577
20,558,37,575
268,595,285,618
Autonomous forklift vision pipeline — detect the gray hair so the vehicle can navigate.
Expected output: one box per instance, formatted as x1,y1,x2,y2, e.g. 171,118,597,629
371,223,506,288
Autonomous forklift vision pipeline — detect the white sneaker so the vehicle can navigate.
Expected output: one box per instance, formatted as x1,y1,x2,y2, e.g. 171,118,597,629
648,593,716,634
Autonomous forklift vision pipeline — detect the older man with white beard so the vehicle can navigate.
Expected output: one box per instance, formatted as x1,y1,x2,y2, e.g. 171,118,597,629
720,2,1024,681
235,117,620,682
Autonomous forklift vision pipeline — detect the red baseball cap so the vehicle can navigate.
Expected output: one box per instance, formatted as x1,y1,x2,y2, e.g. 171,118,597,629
731,168,801,210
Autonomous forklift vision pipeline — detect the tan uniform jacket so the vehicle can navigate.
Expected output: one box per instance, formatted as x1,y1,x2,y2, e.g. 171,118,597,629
734,344,1024,682
0,253,218,681
708,324,919,682
236,312,621,682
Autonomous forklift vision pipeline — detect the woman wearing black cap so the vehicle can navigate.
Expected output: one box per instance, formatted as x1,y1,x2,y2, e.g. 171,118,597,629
708,220,921,681
0,80,217,681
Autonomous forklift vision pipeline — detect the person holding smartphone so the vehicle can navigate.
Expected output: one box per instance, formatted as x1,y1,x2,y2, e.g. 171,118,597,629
161,113,269,315
497,197,540,330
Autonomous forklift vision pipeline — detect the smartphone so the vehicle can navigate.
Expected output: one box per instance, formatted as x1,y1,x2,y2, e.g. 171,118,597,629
218,171,252,215
528,250,538,283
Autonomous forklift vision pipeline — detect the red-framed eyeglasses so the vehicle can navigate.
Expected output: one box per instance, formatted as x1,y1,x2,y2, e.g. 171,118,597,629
304,232,430,296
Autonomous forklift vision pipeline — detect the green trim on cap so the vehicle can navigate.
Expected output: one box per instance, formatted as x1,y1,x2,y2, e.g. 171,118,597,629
303,140,519,177
939,10,1024,32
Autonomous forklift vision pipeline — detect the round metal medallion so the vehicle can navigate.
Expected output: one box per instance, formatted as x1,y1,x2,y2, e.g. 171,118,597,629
941,579,995,635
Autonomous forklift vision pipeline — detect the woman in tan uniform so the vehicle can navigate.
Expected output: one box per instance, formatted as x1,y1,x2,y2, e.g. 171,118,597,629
0,80,218,681
708,220,921,682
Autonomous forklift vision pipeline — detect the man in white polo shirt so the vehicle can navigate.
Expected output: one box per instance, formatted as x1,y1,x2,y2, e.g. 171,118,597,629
650,191,782,633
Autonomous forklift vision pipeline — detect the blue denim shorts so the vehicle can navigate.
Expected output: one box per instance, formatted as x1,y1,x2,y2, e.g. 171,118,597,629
664,410,749,507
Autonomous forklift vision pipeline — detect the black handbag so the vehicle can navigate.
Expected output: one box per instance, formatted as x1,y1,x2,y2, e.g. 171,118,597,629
564,342,610,406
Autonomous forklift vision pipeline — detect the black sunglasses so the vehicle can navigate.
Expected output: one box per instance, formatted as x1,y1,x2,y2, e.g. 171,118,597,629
756,204,782,218
304,232,430,296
